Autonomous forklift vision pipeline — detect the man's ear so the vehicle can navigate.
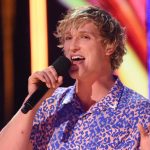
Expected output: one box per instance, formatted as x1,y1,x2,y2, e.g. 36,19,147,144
105,43,115,56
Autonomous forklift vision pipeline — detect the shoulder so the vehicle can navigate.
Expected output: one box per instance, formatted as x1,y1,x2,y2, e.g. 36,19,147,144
120,86,150,124
122,86,149,105
35,85,75,118
46,85,75,106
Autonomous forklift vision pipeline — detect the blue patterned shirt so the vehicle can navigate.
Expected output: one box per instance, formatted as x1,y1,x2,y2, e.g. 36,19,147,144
30,77,150,150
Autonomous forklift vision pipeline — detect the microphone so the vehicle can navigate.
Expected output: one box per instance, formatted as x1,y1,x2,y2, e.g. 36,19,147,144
21,56,71,114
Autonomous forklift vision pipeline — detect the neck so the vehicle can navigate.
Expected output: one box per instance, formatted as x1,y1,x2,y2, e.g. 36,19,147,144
75,74,115,111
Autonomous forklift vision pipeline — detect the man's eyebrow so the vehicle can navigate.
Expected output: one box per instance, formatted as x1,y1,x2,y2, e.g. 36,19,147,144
79,31,95,35
64,30,99,37
79,30,100,37
64,32,71,35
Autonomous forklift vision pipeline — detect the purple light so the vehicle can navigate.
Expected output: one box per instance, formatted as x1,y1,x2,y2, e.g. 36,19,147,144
147,0,150,99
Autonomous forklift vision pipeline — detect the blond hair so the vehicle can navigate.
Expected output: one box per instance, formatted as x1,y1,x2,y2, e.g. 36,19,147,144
55,6,127,70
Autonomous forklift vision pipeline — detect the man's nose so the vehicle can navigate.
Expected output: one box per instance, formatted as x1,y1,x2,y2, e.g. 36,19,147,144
69,38,80,52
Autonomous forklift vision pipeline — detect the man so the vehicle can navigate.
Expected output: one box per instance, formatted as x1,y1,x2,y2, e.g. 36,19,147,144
0,6,150,150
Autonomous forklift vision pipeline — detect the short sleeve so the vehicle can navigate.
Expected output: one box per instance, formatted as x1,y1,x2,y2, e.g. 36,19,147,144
30,87,69,149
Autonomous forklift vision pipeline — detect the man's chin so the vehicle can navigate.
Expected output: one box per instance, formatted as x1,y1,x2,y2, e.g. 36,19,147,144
69,70,81,79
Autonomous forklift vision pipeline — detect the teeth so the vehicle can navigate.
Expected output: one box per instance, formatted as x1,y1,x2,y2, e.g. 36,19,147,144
71,56,85,61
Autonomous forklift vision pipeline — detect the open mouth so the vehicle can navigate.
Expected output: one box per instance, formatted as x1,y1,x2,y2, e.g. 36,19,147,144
71,55,85,62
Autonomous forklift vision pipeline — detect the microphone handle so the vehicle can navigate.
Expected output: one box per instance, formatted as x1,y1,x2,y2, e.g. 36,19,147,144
21,84,48,114
21,56,71,114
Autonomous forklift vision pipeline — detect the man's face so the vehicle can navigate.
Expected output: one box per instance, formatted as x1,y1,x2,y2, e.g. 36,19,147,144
63,22,111,81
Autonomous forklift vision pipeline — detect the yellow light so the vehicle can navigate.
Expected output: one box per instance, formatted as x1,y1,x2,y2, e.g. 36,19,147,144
29,0,48,73
118,43,148,98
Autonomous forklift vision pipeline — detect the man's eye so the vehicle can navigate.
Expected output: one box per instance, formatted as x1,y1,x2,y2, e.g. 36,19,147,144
81,35,90,39
65,36,72,40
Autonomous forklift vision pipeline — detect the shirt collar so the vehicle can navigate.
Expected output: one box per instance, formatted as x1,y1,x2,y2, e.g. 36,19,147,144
61,75,124,112
90,75,124,112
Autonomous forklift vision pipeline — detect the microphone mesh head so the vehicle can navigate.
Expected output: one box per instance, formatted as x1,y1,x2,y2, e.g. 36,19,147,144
52,56,71,76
